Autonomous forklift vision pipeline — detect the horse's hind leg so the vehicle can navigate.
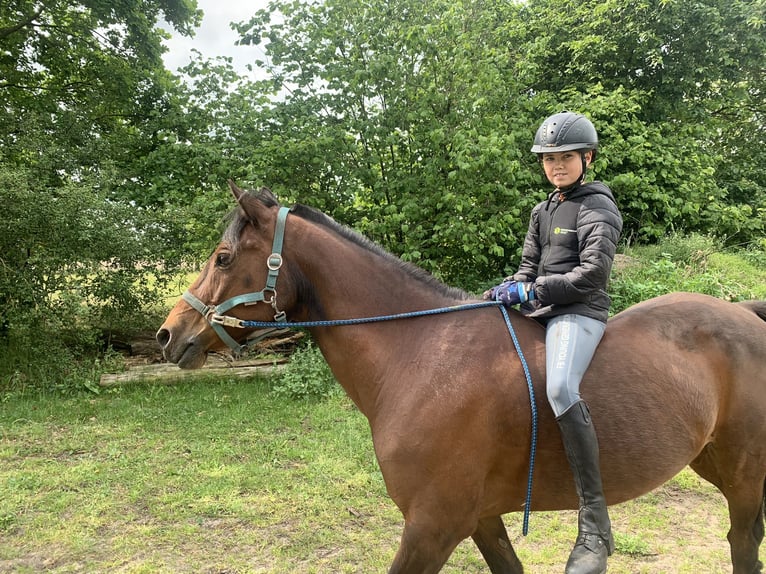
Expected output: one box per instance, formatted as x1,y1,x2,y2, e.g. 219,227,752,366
471,515,524,574
723,479,765,574
691,455,765,574
723,473,766,574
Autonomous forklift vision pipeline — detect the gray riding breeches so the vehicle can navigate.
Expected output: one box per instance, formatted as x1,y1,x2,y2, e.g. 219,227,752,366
545,313,606,417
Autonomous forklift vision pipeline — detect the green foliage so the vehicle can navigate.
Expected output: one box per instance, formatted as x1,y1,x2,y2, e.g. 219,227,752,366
0,167,180,327
269,341,340,400
609,234,766,314
2,0,765,392
232,0,541,289
0,167,181,393
220,0,765,289
0,1,202,386
0,0,200,182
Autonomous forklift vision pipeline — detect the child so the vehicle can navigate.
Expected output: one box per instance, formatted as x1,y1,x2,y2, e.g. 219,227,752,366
484,111,623,574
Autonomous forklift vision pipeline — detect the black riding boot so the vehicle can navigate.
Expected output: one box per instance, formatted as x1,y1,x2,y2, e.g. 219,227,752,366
556,400,614,574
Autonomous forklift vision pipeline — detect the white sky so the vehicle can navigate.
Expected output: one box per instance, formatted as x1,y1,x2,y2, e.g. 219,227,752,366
161,1,270,80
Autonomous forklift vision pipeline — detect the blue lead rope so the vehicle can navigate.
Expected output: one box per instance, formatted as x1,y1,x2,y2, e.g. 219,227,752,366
241,300,538,535
240,300,500,328
499,305,538,535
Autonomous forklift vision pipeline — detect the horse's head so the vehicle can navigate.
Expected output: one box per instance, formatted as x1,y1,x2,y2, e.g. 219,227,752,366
156,181,300,368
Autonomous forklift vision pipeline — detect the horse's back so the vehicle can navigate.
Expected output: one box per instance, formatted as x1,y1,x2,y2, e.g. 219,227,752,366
582,293,766,503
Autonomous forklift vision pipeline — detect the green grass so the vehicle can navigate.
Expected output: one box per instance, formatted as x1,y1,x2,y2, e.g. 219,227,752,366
0,378,742,573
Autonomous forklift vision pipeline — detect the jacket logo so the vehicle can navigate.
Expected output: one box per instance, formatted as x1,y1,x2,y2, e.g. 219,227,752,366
554,227,577,235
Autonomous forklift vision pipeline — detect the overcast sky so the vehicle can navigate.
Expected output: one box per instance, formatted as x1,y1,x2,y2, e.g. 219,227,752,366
161,1,270,79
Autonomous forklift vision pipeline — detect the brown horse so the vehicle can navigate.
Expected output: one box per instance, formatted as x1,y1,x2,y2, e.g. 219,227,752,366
157,183,766,574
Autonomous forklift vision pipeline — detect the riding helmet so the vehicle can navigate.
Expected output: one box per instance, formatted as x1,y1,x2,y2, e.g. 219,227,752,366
531,112,598,156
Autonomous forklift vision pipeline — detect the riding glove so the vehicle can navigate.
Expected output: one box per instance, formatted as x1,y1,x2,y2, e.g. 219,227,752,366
488,280,535,307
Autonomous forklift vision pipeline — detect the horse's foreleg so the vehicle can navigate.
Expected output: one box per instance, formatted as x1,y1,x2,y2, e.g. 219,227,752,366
387,519,463,574
471,515,524,574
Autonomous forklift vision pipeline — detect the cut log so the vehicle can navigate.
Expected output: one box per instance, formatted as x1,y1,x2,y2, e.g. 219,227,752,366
99,356,287,387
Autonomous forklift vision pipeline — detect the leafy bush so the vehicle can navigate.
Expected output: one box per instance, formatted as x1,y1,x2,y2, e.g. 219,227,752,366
0,328,122,396
269,341,339,400
0,167,185,394
609,234,766,314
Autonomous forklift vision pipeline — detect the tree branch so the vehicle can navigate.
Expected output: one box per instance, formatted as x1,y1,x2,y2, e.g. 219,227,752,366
0,8,44,40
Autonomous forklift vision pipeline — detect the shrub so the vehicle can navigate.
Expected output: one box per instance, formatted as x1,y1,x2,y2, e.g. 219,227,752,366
269,341,339,400
609,233,765,313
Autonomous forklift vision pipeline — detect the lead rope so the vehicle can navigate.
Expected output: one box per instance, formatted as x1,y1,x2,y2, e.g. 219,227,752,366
499,305,537,535
240,300,538,534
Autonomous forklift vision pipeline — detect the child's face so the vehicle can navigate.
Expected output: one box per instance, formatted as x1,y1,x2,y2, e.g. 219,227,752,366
541,150,593,189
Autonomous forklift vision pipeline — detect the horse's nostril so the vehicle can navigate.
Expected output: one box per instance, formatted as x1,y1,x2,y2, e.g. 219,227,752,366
156,328,171,349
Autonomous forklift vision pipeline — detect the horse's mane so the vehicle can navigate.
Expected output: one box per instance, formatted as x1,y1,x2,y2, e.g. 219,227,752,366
224,187,469,301
291,203,471,302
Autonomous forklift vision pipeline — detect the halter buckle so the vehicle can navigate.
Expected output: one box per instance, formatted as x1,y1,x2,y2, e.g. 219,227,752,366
210,314,245,328
273,310,287,323
267,253,283,271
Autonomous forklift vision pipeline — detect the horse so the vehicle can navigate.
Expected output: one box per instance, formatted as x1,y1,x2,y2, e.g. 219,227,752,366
156,182,766,574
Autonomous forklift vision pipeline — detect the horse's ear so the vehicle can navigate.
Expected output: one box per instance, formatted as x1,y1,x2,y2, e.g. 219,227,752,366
228,179,245,204
227,180,273,227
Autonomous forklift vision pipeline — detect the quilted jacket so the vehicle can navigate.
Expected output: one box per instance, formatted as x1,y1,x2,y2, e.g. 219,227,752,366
511,181,623,324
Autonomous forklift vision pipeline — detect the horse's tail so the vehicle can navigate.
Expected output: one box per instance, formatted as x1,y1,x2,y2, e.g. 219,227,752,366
736,300,766,322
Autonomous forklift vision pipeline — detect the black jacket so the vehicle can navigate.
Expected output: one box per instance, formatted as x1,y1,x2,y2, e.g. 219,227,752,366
512,181,623,323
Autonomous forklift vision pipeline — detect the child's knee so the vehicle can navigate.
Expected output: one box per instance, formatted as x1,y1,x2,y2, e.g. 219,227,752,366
547,383,572,417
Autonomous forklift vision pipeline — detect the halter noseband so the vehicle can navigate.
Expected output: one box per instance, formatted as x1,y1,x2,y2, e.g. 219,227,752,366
181,206,291,356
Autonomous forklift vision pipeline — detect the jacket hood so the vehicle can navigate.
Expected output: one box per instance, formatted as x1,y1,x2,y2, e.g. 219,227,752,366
565,181,616,203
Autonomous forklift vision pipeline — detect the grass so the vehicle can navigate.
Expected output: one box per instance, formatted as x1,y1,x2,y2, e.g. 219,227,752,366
0,377,742,573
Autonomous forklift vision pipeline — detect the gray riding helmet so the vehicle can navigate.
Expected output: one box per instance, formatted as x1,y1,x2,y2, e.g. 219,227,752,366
531,112,598,157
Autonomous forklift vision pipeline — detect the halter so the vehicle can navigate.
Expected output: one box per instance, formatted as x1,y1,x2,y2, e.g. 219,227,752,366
181,206,291,356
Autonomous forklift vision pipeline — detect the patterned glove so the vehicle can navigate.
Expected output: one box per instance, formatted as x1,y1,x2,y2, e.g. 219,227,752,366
488,280,535,307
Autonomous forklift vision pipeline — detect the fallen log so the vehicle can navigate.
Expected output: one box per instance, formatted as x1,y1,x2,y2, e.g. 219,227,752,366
99,356,287,387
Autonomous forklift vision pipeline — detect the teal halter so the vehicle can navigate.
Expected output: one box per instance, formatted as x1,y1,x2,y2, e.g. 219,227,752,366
181,206,291,356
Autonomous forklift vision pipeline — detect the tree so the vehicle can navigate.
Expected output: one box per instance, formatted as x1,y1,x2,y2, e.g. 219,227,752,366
231,0,543,288
511,0,766,243
0,0,200,180
0,0,201,344
230,0,764,271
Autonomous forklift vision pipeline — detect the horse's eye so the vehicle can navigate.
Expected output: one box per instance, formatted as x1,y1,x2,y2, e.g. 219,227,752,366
215,252,232,268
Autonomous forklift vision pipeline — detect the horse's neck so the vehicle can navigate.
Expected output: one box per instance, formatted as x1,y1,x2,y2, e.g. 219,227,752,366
292,220,462,416
294,219,460,319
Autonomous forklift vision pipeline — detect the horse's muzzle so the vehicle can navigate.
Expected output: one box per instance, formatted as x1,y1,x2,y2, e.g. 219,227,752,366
156,326,208,369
